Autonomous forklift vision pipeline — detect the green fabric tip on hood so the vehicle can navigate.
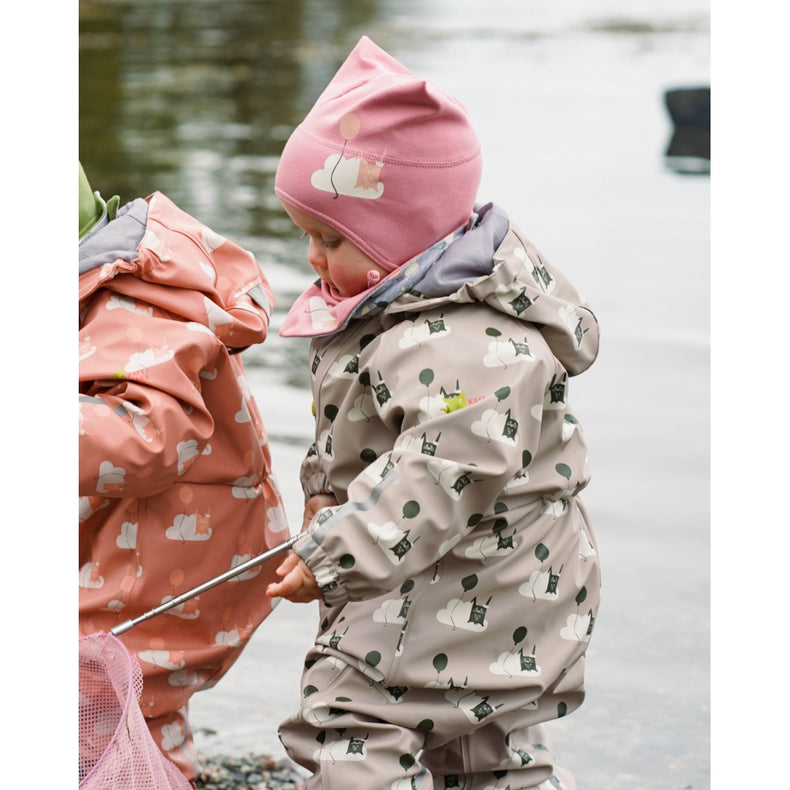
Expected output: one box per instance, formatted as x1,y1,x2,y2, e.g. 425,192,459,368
79,162,119,239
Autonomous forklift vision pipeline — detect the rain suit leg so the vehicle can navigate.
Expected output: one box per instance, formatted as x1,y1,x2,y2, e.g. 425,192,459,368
279,653,578,790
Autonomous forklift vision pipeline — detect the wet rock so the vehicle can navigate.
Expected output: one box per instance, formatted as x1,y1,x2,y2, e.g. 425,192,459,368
195,753,306,790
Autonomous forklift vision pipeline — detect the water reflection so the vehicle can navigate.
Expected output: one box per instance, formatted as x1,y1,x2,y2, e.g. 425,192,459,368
80,0,401,390
80,0,389,239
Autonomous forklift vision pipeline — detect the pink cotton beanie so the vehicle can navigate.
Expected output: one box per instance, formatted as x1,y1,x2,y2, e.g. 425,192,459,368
274,36,483,272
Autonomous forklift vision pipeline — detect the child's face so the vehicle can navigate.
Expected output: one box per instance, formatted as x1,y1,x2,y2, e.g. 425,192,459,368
281,201,388,299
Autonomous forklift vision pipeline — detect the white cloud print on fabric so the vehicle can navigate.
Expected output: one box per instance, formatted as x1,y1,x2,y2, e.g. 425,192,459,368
312,154,385,199
311,113,386,199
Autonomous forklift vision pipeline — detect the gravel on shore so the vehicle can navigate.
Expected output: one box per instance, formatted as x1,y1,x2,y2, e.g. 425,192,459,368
195,753,306,790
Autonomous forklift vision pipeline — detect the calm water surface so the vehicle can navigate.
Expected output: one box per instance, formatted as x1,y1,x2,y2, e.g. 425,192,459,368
79,2,710,787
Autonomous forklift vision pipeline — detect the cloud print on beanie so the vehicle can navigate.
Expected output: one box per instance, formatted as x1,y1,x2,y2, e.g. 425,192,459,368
311,112,386,200
275,36,483,272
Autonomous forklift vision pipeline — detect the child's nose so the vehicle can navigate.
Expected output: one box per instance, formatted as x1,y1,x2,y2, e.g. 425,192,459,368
307,239,328,269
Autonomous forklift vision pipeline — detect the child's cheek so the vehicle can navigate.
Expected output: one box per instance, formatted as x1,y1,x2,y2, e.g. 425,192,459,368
333,267,368,298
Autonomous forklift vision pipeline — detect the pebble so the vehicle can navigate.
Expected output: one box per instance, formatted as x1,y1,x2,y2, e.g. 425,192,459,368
195,753,306,790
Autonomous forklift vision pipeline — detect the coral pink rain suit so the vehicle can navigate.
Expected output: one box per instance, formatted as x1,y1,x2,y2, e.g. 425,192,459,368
78,191,289,780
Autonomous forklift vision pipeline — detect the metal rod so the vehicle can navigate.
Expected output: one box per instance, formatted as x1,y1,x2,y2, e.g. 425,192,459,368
110,534,300,636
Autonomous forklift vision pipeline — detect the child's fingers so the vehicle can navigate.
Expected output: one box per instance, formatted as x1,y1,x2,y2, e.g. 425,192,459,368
266,560,321,603
275,551,299,576
267,561,305,599
266,574,295,598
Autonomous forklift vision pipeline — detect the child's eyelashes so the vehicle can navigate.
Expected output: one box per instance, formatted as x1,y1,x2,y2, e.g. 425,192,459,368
298,230,341,250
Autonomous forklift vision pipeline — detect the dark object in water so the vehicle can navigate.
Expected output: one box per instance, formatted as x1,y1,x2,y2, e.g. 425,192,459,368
663,86,710,175
664,86,710,128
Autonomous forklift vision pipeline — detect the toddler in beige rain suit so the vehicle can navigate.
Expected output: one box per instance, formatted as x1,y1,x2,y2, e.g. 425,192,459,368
267,37,600,790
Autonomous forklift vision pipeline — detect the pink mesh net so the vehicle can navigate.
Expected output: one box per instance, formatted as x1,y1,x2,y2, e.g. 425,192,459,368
78,633,192,790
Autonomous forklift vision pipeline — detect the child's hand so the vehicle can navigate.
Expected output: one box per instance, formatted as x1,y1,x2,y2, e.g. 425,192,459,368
266,551,322,603
266,493,337,603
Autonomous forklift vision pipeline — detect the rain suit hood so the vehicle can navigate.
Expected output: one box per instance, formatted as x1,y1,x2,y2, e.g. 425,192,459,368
79,191,273,352
281,203,598,375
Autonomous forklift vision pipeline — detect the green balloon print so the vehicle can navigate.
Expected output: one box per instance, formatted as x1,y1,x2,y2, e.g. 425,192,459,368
417,719,435,731
535,543,550,562
339,554,355,569
522,450,532,468
556,462,572,480
494,386,511,401
400,579,415,594
575,586,587,605
513,626,528,644
485,327,502,337
399,754,416,770
324,404,338,422
402,501,420,518
419,368,434,386
461,574,478,591
359,371,371,386
467,513,483,528
432,653,448,672
303,684,318,698
360,448,377,463
365,651,382,667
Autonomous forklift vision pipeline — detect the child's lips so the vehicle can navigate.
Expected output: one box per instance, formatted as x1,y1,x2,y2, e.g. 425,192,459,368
326,283,347,299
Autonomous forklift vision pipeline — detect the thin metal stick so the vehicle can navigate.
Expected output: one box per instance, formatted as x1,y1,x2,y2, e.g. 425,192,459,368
110,534,300,636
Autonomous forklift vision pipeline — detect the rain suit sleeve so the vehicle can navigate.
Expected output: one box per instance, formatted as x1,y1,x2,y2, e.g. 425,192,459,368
296,306,583,607
78,191,276,503
79,307,233,499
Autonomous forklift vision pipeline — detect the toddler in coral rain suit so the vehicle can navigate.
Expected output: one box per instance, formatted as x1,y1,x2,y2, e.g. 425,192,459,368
266,37,601,790
78,164,290,781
